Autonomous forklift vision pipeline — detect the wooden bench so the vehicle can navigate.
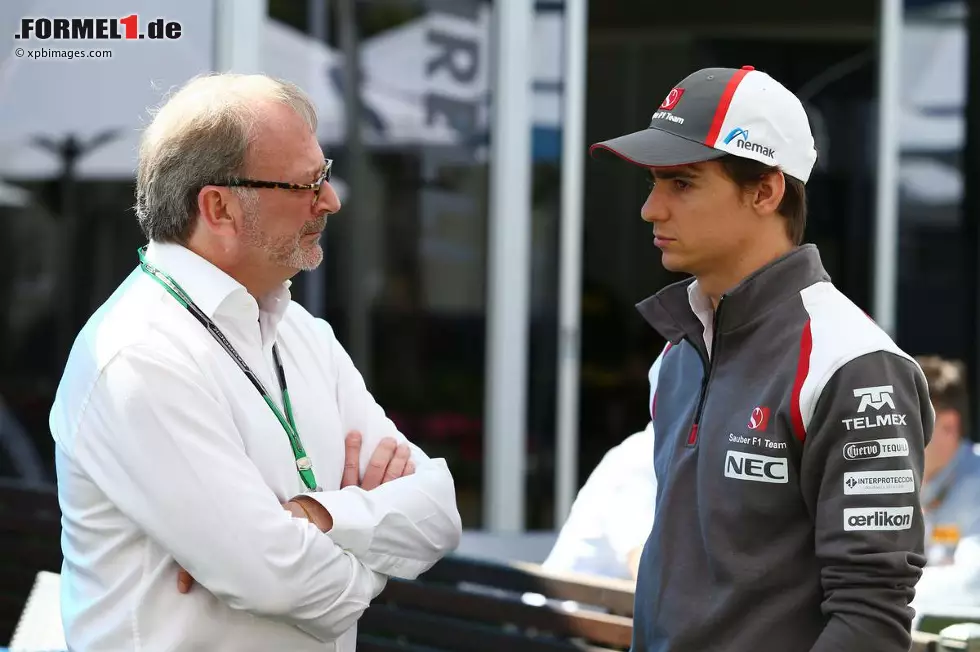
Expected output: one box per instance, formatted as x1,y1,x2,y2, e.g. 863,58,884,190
0,483,955,652
357,555,635,651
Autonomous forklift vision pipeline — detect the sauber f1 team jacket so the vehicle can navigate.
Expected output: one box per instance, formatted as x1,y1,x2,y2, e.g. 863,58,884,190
631,245,934,652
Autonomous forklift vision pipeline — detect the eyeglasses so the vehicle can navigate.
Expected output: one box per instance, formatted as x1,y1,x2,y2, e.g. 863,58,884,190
209,159,333,206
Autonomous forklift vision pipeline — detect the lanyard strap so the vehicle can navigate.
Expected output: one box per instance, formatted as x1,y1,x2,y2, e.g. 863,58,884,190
137,246,318,491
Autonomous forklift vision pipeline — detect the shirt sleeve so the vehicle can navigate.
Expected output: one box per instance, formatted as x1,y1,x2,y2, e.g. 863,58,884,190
542,424,656,581
69,344,387,643
604,425,657,565
800,351,933,652
300,320,462,579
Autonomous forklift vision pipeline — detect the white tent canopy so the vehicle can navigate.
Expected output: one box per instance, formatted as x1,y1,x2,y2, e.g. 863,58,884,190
0,1,465,181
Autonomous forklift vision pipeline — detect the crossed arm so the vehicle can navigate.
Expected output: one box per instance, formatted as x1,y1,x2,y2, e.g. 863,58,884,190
177,430,417,592
70,339,461,642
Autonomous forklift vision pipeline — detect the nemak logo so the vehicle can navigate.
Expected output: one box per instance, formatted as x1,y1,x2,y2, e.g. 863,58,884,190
842,438,909,461
723,127,775,158
843,470,915,495
843,506,914,531
724,450,788,484
14,14,182,40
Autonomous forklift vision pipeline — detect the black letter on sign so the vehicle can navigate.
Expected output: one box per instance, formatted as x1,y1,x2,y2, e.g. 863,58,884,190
426,95,478,136
427,31,478,83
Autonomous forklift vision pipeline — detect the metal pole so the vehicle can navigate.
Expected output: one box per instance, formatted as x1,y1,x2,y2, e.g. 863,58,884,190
554,0,588,526
484,0,534,533
305,0,329,319
213,0,265,73
872,0,902,335
965,0,980,433
338,0,372,379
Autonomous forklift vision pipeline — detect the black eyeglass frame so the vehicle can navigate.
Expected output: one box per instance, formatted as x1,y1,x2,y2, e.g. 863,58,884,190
207,159,333,206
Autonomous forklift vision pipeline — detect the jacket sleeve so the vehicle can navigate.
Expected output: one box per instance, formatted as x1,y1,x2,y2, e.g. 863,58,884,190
799,350,933,652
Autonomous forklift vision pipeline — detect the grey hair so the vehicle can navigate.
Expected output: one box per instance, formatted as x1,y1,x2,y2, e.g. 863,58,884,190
135,73,318,244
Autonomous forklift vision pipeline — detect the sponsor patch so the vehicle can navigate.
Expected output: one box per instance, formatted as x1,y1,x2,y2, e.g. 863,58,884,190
724,450,788,484
842,438,909,461
843,470,915,495
854,386,896,413
843,506,914,531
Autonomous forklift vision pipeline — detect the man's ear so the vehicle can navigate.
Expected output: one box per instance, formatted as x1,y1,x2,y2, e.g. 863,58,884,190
196,186,241,236
752,170,786,216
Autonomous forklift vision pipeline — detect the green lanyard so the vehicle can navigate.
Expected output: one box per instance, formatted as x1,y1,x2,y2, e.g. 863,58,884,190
137,246,318,491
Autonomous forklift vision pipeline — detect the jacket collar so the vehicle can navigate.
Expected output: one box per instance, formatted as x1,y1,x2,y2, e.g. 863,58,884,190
636,244,831,346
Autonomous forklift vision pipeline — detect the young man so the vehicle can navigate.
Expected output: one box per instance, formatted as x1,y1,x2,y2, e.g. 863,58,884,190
49,74,461,651
591,66,933,651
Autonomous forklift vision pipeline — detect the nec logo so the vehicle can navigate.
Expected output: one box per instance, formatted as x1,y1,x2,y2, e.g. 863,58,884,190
854,386,896,412
724,450,788,484
723,127,776,159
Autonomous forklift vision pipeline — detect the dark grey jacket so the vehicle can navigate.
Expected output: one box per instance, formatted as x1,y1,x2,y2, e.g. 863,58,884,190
632,246,933,652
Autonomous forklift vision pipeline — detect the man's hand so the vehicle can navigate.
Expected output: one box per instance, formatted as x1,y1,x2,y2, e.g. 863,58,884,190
341,430,415,490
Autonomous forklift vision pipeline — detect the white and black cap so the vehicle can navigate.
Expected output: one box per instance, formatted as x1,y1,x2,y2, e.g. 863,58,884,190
590,66,817,183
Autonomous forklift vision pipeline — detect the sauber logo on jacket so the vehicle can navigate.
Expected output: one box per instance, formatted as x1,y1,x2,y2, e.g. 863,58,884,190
842,438,909,461
843,506,914,531
747,406,770,431
724,450,788,484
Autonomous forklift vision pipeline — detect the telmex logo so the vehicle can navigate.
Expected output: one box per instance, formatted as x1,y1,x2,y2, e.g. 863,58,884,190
724,450,788,484
843,506,913,531
854,385,896,413
842,438,909,461
722,127,775,158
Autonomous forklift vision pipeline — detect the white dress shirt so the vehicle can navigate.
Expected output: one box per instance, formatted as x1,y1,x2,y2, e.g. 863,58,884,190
49,241,462,652
541,422,656,581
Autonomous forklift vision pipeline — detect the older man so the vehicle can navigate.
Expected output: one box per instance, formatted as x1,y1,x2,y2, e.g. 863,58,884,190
49,73,462,651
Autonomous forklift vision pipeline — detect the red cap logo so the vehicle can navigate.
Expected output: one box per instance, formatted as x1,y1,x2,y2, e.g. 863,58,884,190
748,406,770,431
660,88,684,110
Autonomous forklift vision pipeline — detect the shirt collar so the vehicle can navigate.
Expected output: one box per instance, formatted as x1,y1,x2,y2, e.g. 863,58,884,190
686,280,714,329
143,241,293,336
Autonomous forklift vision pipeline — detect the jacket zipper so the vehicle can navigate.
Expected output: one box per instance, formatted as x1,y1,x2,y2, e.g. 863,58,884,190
687,296,725,447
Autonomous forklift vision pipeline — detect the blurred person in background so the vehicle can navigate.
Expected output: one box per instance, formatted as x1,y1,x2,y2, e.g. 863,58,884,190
542,422,656,582
49,73,461,652
592,65,932,652
915,355,980,565
909,355,980,614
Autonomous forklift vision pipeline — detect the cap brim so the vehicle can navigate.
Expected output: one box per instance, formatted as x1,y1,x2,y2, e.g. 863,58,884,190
590,127,725,168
